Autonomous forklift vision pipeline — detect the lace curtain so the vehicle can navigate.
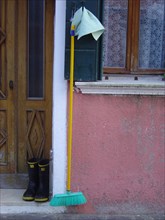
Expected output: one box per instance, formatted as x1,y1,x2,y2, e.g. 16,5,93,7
103,0,128,68
103,0,165,69
139,0,165,69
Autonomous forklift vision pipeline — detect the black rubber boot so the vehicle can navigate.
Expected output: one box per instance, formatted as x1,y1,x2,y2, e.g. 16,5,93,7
22,158,39,201
35,159,49,202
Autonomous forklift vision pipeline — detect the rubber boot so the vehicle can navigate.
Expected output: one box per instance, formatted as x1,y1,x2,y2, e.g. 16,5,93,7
35,159,49,202
22,158,39,201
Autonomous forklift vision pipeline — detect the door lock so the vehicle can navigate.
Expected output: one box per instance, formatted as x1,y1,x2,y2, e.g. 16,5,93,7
9,80,14,90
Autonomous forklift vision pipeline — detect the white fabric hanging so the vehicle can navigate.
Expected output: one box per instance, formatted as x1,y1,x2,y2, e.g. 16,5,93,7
71,7,105,41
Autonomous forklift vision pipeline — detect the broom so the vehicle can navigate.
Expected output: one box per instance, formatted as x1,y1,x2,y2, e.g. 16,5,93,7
50,25,87,206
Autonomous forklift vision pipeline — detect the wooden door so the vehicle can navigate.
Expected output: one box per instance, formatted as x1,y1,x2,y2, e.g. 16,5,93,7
0,0,54,176
0,0,17,173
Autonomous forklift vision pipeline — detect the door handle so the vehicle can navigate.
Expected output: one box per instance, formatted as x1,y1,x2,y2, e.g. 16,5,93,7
9,80,14,90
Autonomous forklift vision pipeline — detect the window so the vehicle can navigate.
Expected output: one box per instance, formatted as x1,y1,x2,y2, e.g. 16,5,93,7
103,0,165,75
28,0,45,98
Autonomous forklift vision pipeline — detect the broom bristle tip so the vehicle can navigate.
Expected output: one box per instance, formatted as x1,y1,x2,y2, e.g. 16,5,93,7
50,191,87,207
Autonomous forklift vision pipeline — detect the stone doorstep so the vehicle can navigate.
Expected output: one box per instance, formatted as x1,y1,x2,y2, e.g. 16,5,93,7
0,189,65,214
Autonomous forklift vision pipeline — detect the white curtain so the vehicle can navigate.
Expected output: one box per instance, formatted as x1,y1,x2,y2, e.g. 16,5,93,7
103,0,128,68
139,0,165,69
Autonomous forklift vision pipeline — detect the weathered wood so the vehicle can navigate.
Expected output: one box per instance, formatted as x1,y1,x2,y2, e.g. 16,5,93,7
0,0,54,176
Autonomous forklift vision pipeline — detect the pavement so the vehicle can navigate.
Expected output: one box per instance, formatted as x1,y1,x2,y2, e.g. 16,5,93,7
1,214,165,220
0,189,165,220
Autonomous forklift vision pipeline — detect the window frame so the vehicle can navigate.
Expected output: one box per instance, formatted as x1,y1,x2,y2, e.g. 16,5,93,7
103,0,165,75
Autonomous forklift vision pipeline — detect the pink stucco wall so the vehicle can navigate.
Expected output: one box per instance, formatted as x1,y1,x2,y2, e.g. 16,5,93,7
70,93,165,215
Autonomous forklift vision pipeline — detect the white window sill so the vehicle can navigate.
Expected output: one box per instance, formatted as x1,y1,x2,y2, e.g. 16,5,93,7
75,75,165,96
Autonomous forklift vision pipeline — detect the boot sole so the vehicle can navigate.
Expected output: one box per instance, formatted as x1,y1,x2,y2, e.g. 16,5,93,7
34,197,49,202
22,196,34,201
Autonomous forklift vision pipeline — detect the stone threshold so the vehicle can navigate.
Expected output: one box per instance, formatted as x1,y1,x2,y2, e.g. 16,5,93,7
0,189,65,214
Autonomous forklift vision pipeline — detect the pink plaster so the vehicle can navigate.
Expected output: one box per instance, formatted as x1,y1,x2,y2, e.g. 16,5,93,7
70,94,165,215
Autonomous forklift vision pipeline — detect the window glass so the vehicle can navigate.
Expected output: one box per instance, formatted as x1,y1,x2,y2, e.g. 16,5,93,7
103,0,128,68
139,0,165,69
28,0,44,98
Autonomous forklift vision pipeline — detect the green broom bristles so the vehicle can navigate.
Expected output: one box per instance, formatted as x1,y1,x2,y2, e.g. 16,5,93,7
50,191,87,206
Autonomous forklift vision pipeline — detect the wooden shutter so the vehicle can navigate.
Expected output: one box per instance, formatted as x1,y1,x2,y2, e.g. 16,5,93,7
65,0,102,81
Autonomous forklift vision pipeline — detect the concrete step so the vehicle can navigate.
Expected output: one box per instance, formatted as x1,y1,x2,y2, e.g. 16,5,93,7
0,189,65,214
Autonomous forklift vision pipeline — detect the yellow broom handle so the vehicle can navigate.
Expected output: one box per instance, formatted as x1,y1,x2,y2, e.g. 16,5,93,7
67,25,75,191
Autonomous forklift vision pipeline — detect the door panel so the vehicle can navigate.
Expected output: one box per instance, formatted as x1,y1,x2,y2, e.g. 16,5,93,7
17,0,54,173
0,0,54,175
0,0,16,173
